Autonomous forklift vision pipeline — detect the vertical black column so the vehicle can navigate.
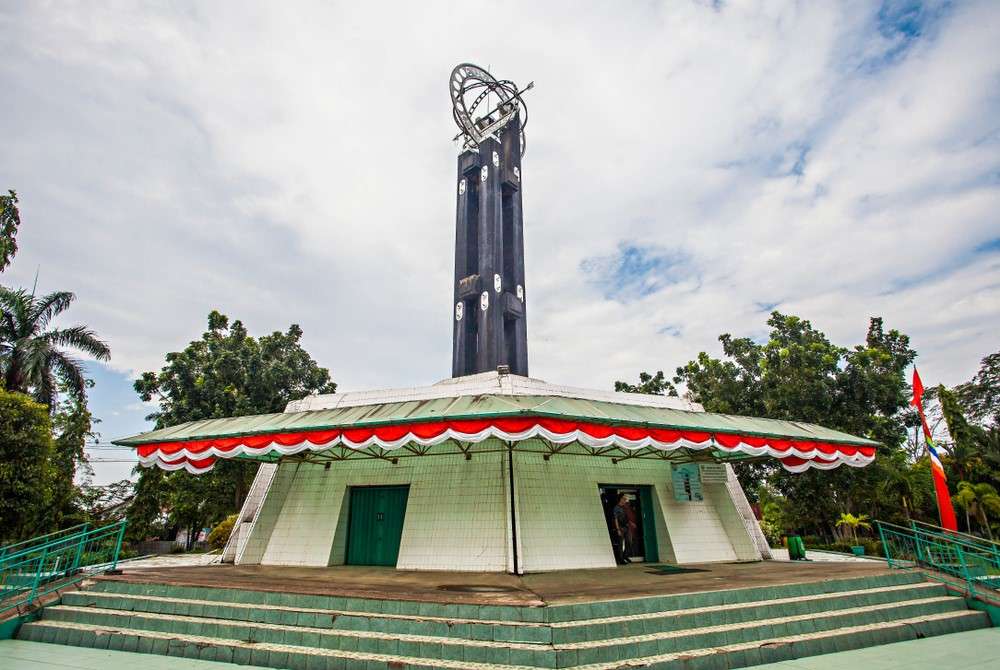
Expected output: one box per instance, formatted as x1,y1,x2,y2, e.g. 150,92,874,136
451,120,528,378
500,115,528,376
476,137,504,373
452,150,481,377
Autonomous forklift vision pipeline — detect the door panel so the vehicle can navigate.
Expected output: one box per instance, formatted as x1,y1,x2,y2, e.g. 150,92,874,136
346,485,409,566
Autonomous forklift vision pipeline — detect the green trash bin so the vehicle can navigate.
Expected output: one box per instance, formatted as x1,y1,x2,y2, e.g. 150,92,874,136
850,545,865,556
787,535,807,560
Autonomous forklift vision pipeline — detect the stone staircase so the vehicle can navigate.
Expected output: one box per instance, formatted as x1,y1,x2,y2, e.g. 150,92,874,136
16,571,990,669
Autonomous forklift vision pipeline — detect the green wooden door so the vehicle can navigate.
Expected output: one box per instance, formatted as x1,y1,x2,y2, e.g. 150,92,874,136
639,486,659,562
346,486,409,566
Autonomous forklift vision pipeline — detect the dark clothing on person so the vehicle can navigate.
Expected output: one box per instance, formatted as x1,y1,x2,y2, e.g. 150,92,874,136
613,503,628,534
612,502,630,563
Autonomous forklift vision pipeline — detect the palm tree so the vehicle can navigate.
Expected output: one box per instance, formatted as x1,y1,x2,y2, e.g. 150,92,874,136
835,512,872,544
952,481,1000,540
0,287,110,407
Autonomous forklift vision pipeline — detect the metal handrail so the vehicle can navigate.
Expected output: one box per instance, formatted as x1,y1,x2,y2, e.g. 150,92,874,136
876,519,1000,602
0,519,127,617
0,523,90,561
876,519,1000,559
908,518,1000,551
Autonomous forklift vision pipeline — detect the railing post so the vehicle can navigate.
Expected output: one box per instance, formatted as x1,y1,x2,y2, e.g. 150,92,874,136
28,545,48,606
70,528,87,575
955,543,974,599
877,522,893,568
111,521,126,570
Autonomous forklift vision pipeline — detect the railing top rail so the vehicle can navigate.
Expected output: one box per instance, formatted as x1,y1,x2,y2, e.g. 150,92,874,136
0,519,127,619
0,522,89,556
876,519,1000,556
0,519,126,565
908,518,1000,550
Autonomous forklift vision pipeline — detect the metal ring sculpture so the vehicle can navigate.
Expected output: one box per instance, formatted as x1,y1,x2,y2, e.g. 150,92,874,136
450,63,529,155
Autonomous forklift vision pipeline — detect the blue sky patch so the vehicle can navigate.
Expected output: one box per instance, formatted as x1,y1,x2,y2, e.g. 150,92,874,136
581,242,695,302
974,237,1000,254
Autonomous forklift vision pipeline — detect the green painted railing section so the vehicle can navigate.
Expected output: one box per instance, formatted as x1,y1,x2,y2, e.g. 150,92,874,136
0,520,127,617
876,519,1000,602
0,522,90,561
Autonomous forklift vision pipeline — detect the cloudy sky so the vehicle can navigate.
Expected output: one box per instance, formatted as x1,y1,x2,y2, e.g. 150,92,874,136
2,1,998,483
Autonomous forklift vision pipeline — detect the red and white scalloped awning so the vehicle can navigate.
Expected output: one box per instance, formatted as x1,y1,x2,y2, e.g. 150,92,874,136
134,416,876,475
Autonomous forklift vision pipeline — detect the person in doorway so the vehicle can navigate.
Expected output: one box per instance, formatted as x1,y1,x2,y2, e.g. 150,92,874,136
612,493,631,564
623,495,639,560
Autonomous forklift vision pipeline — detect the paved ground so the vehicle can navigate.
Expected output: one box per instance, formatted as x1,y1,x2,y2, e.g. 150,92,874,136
769,547,881,563
3,627,999,669
754,626,1000,669
119,552,220,569
95,559,894,606
0,639,250,669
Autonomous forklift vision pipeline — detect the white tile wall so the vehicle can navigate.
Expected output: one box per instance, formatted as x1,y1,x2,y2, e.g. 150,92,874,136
240,443,758,571
251,445,508,570
657,477,740,564
236,463,297,565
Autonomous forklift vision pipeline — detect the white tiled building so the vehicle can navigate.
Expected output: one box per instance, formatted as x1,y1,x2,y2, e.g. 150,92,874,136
225,372,771,573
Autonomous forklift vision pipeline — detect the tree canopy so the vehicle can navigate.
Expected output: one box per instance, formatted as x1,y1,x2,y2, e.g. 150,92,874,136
618,312,924,537
0,287,111,407
127,311,336,543
0,190,20,273
0,388,55,540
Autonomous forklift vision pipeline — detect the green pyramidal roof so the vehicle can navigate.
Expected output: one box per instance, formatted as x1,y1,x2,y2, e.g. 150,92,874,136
113,393,879,447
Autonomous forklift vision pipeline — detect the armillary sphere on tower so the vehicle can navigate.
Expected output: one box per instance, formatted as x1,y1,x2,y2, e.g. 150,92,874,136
450,63,533,154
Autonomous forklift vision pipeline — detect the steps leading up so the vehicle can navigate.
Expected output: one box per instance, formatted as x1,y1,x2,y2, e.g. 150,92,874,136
16,570,991,669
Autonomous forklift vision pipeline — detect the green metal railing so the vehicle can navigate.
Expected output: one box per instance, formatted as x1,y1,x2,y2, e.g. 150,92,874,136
876,519,1000,600
0,522,90,561
0,520,127,616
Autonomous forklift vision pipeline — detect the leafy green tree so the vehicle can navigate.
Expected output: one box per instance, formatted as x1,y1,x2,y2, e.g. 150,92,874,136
0,190,20,273
938,384,987,483
0,287,111,407
875,450,930,521
49,383,98,527
956,350,1000,427
952,481,1000,539
128,311,336,543
0,388,54,540
835,512,871,543
614,370,677,396
622,312,916,536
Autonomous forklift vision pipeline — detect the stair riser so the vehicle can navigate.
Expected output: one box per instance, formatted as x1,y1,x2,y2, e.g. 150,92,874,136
40,608,550,665
38,598,966,668
544,573,925,622
552,584,946,643
86,571,924,624
61,583,945,646
643,612,989,670
16,610,991,670
86,580,539,623
555,600,967,667
59,592,551,643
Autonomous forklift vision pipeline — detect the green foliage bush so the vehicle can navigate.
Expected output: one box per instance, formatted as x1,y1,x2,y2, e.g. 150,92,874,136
208,514,237,550
0,389,55,540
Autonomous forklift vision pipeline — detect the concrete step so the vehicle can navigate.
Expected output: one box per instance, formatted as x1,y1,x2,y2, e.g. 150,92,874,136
86,570,924,624
16,609,990,670
34,595,970,667
59,580,946,645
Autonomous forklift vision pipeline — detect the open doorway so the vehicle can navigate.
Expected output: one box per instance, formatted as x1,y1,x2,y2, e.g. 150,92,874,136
599,485,659,564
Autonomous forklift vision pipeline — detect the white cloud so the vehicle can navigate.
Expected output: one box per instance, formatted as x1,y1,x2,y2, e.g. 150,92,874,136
0,0,997,410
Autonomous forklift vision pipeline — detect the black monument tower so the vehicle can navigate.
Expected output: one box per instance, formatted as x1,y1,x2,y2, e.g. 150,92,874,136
449,64,532,378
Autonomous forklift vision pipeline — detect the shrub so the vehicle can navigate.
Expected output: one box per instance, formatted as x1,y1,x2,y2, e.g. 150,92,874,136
207,514,237,550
